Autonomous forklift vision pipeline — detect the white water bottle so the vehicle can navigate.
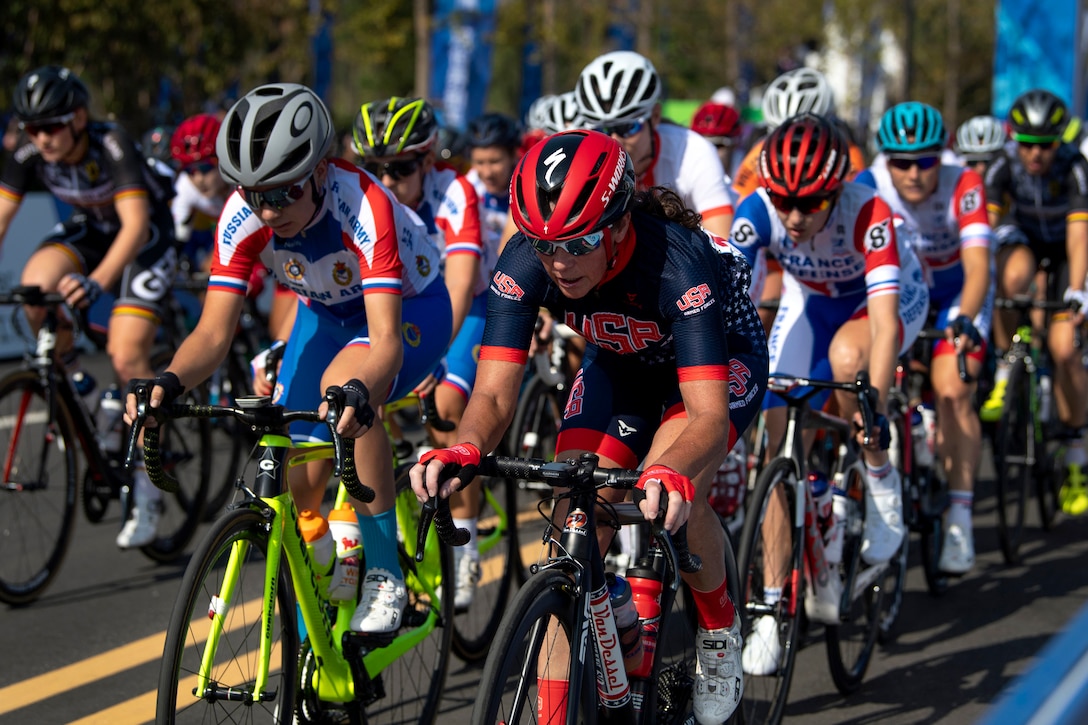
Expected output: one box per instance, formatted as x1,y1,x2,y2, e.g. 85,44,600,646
327,504,362,602
912,405,934,468
96,385,124,454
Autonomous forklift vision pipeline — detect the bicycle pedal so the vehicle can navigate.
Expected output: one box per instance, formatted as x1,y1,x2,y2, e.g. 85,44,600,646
343,629,397,651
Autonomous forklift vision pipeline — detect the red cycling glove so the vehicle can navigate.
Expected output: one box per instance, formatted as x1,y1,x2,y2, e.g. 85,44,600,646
636,464,695,503
419,443,482,491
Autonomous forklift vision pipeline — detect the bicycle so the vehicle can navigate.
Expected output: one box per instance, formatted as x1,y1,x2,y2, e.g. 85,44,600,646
506,319,576,473
136,386,454,724
421,452,740,724
989,295,1078,564
736,371,907,724
0,285,210,606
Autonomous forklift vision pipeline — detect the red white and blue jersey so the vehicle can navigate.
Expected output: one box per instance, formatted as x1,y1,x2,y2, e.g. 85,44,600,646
854,164,991,280
208,158,441,324
729,182,902,301
466,167,508,295
416,163,483,280
640,123,735,228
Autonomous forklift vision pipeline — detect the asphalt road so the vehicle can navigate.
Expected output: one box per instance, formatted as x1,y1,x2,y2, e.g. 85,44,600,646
1,354,1086,724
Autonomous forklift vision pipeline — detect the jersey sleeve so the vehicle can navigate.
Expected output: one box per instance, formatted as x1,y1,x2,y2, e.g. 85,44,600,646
679,133,734,222
208,193,271,295
728,193,773,269
855,195,900,299
952,169,992,251
479,235,549,366
348,176,406,295
1066,155,1088,223
731,143,763,199
436,172,483,259
659,239,732,383
0,141,38,204
101,127,151,204
984,154,1013,217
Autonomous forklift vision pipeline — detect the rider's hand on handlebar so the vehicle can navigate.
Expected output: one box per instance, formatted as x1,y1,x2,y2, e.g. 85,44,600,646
318,378,376,438
410,443,482,501
853,410,891,452
123,372,185,427
947,314,982,353
1063,287,1088,325
636,464,694,534
58,273,103,310
250,340,285,396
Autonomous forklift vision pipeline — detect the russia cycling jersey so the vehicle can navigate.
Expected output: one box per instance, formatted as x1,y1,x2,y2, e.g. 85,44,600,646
480,211,767,464
0,121,174,236
208,158,443,324
415,162,483,285
640,122,734,227
985,143,1088,246
466,167,507,292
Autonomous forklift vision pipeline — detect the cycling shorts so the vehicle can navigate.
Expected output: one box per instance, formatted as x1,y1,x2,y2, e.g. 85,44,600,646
440,291,487,400
926,261,993,362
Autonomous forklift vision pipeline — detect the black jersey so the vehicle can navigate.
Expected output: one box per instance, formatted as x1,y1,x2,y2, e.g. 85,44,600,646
480,211,766,381
984,143,1088,245
0,121,174,238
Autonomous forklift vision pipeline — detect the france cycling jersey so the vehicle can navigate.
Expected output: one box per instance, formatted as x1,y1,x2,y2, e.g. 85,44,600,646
640,123,734,227
209,157,442,325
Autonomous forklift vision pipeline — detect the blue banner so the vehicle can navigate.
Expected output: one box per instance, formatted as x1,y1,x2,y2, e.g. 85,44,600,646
430,0,498,130
992,0,1082,118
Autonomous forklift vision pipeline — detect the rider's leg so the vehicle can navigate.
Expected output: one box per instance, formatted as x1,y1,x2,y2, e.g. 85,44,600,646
1050,315,1088,514
984,244,1035,421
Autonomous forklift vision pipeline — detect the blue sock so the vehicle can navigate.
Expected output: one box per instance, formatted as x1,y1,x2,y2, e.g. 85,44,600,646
358,508,401,577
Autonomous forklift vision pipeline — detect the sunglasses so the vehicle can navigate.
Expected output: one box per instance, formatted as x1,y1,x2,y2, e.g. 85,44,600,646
239,173,311,211
887,155,941,171
185,161,217,176
21,113,75,137
595,117,647,139
767,192,834,215
1017,138,1059,150
362,155,424,181
528,230,605,256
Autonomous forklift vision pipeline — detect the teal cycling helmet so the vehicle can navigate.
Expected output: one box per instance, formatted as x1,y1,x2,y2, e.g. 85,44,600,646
877,102,947,153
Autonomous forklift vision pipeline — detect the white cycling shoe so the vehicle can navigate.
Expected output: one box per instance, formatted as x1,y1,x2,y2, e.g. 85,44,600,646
861,469,905,565
452,547,481,611
350,568,407,634
116,469,163,549
939,523,975,575
742,615,782,676
694,619,743,724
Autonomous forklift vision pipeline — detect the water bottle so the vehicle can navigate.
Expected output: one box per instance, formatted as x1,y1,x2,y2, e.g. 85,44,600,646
911,405,934,468
708,439,747,519
71,370,98,413
826,486,846,565
921,402,937,463
96,385,124,454
327,504,362,602
625,560,662,679
299,509,335,573
808,470,833,532
1039,372,1053,423
606,572,644,673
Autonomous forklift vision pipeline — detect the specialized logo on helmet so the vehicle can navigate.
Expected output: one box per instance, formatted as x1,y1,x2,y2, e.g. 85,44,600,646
401,321,422,348
291,101,314,139
332,261,353,286
284,258,305,281
543,148,567,186
601,151,628,207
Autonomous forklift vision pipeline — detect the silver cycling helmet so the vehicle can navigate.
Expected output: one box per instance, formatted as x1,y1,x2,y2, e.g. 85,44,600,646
761,67,834,130
575,50,661,126
216,83,335,188
955,115,1007,159
540,91,585,135
525,94,558,133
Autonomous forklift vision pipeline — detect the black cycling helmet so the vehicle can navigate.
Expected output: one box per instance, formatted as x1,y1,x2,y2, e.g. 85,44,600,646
13,65,89,122
1008,89,1068,141
353,97,438,158
466,112,522,150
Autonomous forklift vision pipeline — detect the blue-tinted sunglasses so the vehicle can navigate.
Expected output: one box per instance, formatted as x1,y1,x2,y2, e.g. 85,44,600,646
595,117,647,139
528,230,605,256
887,154,940,171
239,173,311,211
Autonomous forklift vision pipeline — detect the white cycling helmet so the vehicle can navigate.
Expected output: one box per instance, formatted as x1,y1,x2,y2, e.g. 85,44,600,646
525,94,558,133
539,91,585,134
217,83,335,188
955,115,1007,159
761,67,834,129
575,50,661,126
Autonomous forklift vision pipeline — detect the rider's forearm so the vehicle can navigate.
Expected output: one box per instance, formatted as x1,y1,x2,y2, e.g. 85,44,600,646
443,254,478,342
1065,219,1088,290
958,247,991,321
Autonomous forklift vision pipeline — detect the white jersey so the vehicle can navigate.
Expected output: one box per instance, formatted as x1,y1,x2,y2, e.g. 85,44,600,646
640,122,734,227
466,167,507,296
170,170,225,243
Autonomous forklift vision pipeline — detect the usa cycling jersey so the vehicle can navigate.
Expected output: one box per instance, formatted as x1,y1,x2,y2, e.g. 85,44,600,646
465,167,507,291
985,142,1088,246
640,122,734,227
730,182,903,300
415,162,483,282
208,157,442,324
854,164,991,277
0,121,174,237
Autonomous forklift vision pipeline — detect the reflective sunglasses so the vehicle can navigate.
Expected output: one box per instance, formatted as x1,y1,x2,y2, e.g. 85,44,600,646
528,230,605,256
239,173,311,211
21,112,76,137
362,155,424,181
767,192,834,215
1017,138,1059,151
887,155,941,171
185,161,217,176
595,117,647,139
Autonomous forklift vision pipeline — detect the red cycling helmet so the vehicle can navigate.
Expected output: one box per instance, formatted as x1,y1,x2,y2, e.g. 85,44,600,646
758,113,848,197
171,114,221,168
510,129,634,242
690,101,742,140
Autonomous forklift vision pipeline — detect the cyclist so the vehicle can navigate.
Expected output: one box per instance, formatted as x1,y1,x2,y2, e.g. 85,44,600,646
954,114,1008,178
729,113,928,672
352,96,484,603
0,65,178,549
169,114,230,271
690,99,744,180
411,130,768,724
982,88,1088,515
575,50,735,240
125,83,452,633
141,124,176,168
855,102,993,573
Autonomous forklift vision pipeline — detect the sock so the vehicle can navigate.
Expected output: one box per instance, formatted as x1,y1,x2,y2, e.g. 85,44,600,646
948,491,973,530
993,358,1009,384
358,508,400,576
763,586,782,607
537,678,569,724
1065,440,1087,468
690,577,735,630
865,460,897,495
452,516,479,552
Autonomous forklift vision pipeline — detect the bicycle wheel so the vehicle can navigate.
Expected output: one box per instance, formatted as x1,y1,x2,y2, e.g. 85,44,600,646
0,371,79,606
369,473,453,723
452,471,519,663
472,568,593,725
157,506,298,722
508,375,564,464
140,350,212,562
993,361,1032,565
916,469,948,597
878,411,910,643
825,464,882,696
736,457,803,725
1036,437,1065,532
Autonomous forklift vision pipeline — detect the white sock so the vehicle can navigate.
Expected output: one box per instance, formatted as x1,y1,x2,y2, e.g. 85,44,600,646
452,517,478,552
